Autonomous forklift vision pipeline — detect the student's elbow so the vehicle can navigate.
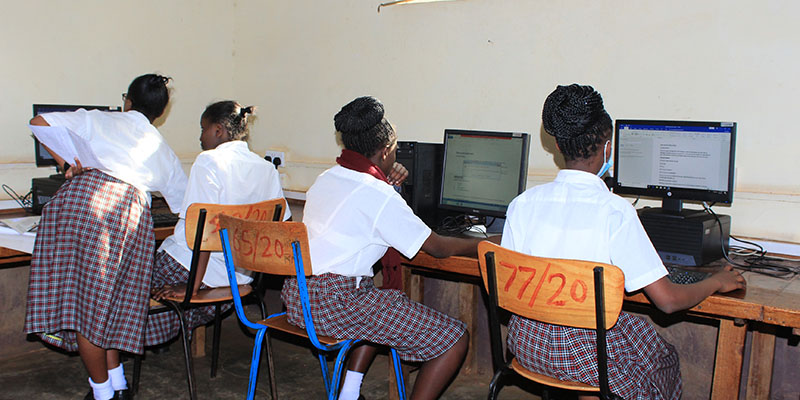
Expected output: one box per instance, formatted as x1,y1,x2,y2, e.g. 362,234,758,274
30,115,48,126
420,233,455,258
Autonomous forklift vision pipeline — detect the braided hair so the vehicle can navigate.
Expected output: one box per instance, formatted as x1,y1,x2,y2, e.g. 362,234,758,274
334,96,395,157
542,84,612,161
201,100,255,141
126,74,171,122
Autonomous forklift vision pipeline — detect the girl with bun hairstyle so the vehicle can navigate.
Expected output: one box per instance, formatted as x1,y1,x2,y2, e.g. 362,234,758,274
281,96,496,400
501,84,745,399
146,100,291,345
25,74,188,400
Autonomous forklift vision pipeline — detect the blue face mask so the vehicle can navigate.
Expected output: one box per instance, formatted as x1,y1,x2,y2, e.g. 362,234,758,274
597,140,613,177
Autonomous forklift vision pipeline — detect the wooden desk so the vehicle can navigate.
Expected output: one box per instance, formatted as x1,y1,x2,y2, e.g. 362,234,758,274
402,252,800,400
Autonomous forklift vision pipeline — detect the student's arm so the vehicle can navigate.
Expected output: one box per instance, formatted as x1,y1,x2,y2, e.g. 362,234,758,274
643,265,746,314
30,116,68,169
420,232,501,258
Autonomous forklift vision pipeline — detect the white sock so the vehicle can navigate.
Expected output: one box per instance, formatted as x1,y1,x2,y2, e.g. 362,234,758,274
108,364,128,391
88,377,115,400
338,370,365,400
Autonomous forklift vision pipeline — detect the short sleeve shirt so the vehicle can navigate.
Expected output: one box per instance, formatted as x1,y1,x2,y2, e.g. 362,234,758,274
41,109,187,212
303,165,432,277
159,140,291,287
501,169,666,292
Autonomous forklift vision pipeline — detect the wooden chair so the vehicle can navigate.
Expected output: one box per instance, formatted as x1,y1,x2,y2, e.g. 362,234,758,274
217,215,407,400
477,241,626,400
132,199,285,400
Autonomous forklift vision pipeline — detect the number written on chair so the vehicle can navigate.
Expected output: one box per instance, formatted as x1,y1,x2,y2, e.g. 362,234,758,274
499,260,589,308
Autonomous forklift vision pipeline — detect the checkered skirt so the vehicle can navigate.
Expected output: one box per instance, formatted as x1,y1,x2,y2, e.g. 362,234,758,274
144,250,228,346
24,170,154,354
508,312,681,400
281,274,466,362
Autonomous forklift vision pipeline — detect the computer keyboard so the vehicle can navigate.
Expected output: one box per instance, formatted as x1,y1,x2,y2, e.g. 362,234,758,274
151,212,179,228
666,265,711,285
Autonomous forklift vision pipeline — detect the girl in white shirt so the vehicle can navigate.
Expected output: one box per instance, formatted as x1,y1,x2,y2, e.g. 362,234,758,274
145,100,290,346
502,84,745,400
24,74,187,400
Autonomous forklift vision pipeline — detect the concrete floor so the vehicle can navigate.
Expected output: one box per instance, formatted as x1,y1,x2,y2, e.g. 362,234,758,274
0,306,546,400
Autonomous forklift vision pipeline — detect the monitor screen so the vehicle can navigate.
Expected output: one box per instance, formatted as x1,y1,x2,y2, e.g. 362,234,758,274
32,104,111,167
439,129,530,218
613,119,736,212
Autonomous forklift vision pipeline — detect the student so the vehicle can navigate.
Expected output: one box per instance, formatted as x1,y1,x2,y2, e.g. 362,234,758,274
145,100,291,344
24,74,188,400
501,84,746,400
281,96,494,400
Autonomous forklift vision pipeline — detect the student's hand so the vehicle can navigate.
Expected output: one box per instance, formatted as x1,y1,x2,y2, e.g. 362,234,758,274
387,162,409,186
710,265,746,293
152,283,195,300
64,158,89,179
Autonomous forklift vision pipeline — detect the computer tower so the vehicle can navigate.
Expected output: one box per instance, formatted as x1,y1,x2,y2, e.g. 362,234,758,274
395,142,447,227
638,208,731,266
31,174,66,215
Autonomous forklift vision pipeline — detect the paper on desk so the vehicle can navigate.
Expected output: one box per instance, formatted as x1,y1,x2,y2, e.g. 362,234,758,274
29,125,106,170
0,216,40,234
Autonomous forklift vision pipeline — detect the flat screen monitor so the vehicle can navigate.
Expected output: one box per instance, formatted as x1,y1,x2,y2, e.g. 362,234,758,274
438,129,530,218
612,119,736,214
32,104,111,167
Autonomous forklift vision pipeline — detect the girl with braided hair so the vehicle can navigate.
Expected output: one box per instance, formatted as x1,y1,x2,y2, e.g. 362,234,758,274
281,96,496,400
501,84,745,399
25,74,188,400
145,100,291,346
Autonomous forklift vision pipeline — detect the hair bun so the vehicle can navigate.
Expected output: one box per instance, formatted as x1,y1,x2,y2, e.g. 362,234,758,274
334,96,384,135
542,84,605,139
240,106,255,117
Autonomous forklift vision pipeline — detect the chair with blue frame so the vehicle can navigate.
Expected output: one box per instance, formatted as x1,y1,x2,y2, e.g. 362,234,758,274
477,241,626,400
218,214,407,400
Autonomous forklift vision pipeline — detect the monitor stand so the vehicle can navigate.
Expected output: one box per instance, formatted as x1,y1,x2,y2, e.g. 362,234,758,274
639,198,707,219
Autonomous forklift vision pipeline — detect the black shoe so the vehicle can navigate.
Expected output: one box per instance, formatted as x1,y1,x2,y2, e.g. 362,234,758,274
114,389,132,399
84,389,93,400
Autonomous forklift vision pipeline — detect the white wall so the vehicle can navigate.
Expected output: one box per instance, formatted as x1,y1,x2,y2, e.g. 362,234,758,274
234,0,800,243
1,0,798,243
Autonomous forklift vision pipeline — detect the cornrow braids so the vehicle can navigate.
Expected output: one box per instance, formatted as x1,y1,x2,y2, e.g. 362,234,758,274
542,84,612,161
334,96,395,157
201,101,254,141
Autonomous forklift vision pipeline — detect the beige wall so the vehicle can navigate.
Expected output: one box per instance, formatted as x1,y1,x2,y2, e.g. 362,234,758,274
1,0,798,243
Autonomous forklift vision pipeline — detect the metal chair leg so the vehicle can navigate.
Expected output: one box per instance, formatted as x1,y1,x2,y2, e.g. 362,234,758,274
390,348,406,400
211,304,222,378
246,328,267,400
265,329,278,400
488,365,511,400
166,302,197,400
132,353,142,395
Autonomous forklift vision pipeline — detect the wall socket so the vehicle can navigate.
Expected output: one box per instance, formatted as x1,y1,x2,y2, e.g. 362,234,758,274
264,150,285,168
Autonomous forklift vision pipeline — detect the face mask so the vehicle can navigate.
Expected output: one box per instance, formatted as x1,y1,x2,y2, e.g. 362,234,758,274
597,140,613,177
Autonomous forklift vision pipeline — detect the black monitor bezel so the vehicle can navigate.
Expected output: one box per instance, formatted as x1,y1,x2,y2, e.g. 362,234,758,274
438,128,530,218
32,104,111,167
612,119,737,205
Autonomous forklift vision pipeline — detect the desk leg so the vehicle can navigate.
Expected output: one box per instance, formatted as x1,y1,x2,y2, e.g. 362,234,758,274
191,326,206,358
458,283,478,375
745,329,775,400
711,319,746,400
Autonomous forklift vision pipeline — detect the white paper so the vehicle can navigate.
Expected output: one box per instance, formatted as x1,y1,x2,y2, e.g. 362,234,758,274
29,125,106,170
0,216,40,234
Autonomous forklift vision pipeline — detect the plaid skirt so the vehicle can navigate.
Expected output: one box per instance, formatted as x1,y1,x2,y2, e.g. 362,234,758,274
144,250,227,346
24,170,154,354
508,313,682,400
281,274,466,362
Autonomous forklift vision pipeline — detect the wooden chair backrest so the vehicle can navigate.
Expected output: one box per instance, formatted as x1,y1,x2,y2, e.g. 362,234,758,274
185,199,286,252
477,241,625,330
218,214,312,277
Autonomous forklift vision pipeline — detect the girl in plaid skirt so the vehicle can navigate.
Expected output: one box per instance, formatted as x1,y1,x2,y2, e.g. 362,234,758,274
282,96,498,400
24,74,187,400
501,84,746,399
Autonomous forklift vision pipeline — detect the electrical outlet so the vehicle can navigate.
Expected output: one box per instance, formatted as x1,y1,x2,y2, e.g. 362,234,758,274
264,150,285,168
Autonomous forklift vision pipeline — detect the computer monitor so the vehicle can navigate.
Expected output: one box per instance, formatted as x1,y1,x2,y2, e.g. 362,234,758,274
32,104,111,167
438,129,530,218
612,119,737,215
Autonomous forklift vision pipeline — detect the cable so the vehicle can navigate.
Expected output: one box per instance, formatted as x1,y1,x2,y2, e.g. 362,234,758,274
2,184,32,211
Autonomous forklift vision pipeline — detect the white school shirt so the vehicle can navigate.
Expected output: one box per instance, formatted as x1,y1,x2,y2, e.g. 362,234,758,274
41,109,187,212
501,169,667,292
303,165,432,279
159,140,291,287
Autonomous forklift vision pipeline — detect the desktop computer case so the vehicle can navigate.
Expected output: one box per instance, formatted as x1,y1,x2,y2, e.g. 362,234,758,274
31,175,65,215
638,209,731,266
396,141,447,227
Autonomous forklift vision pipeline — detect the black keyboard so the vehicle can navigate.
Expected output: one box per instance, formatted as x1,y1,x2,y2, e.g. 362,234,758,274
666,265,710,285
152,212,179,228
